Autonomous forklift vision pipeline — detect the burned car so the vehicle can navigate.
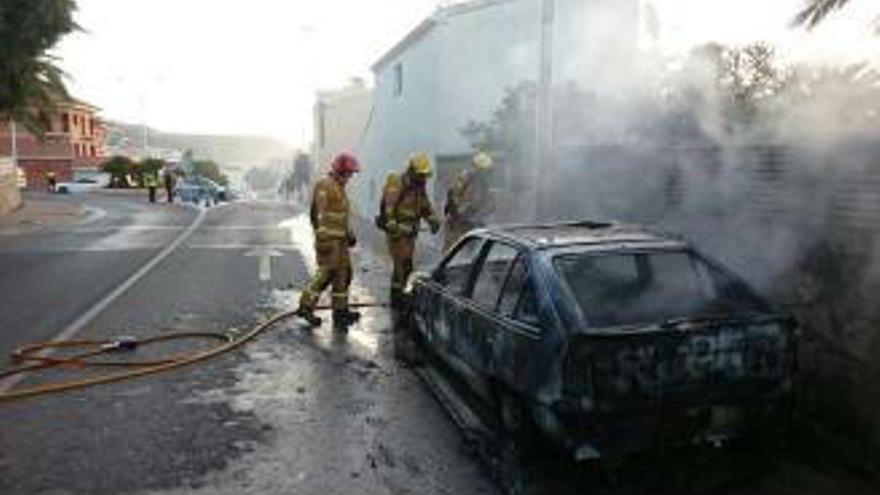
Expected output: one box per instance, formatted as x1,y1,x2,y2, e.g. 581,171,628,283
407,221,797,459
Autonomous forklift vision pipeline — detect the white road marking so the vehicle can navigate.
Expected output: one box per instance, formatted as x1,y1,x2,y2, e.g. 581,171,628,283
245,247,284,282
0,208,208,393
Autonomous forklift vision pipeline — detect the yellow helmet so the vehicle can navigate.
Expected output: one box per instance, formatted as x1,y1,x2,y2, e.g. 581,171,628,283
408,152,432,177
472,151,493,170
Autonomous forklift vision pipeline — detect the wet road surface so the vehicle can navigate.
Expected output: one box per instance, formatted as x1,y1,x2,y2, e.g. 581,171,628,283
0,193,875,495
0,194,496,495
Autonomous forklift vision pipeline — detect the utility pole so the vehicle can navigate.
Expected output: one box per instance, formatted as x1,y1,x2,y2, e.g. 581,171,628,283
10,120,18,169
535,0,556,220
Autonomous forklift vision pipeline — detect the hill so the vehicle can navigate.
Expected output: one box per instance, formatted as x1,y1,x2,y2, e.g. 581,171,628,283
104,121,293,171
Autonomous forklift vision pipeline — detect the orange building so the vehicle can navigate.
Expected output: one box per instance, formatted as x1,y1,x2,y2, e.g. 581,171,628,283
0,98,106,190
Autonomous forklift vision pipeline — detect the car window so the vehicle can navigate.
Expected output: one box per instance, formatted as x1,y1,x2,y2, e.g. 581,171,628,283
471,242,520,309
554,250,766,328
436,237,483,295
514,280,541,327
498,256,528,316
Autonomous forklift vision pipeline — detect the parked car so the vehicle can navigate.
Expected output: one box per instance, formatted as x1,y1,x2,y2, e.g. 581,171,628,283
55,174,110,194
176,177,227,205
407,221,797,459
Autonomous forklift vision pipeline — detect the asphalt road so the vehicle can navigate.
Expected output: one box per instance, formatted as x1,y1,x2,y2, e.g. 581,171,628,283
1,193,873,495
0,193,495,495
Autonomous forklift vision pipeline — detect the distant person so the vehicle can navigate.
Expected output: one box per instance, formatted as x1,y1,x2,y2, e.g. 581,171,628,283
45,171,57,193
293,154,312,202
144,172,158,203
163,168,176,203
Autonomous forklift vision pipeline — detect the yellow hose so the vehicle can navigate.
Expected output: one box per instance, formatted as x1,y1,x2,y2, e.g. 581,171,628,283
0,310,296,405
0,301,389,405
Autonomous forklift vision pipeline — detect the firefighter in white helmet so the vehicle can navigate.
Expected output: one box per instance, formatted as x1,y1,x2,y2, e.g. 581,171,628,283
443,151,496,251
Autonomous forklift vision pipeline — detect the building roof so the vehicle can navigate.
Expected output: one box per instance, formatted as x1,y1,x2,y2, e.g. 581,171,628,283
371,0,517,72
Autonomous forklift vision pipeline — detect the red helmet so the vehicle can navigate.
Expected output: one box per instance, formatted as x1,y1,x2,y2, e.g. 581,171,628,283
331,152,360,175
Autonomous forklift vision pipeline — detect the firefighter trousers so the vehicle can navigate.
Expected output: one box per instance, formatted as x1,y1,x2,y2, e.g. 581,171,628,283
299,239,352,311
387,234,416,301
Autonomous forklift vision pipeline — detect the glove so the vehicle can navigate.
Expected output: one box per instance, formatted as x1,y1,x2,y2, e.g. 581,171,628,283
347,232,357,247
429,219,440,235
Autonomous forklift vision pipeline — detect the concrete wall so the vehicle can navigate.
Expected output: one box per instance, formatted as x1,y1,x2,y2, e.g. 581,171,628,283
0,158,21,215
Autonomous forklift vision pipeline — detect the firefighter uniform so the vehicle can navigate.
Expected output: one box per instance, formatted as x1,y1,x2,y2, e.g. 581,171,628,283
382,158,440,306
298,174,356,322
144,173,158,203
444,153,495,251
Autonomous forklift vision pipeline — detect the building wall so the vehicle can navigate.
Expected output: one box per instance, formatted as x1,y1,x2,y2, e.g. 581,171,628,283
313,81,374,173
354,0,639,215
0,102,106,190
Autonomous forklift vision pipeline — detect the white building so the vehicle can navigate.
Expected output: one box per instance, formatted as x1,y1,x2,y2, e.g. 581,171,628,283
353,0,641,217
312,78,373,174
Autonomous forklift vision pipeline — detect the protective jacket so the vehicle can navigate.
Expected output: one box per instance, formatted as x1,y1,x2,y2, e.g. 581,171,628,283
381,172,439,238
311,175,354,243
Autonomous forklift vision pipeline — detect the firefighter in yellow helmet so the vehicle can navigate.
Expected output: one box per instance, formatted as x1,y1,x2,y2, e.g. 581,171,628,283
378,152,440,308
294,153,361,329
444,151,496,251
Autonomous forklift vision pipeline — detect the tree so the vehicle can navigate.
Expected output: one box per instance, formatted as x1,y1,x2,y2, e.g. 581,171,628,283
794,0,852,29
136,158,166,186
192,159,228,185
0,0,79,133
102,155,134,188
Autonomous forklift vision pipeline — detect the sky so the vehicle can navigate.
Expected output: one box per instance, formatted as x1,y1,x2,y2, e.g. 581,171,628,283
55,0,880,147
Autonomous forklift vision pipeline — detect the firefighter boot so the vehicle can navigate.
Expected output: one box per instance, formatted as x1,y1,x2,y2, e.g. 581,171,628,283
294,306,323,327
333,308,361,330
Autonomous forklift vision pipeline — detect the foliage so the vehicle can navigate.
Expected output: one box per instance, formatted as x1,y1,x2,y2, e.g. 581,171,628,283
0,0,79,134
794,0,852,29
191,159,228,185
101,155,134,188
134,158,166,187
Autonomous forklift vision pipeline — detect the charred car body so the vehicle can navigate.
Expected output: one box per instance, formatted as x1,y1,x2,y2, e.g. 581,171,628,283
407,221,797,459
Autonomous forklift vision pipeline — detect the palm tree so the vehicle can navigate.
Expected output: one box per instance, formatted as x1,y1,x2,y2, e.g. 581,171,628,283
0,0,78,133
794,0,853,28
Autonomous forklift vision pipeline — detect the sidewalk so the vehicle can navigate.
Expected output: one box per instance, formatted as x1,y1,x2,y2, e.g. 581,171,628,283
0,192,87,234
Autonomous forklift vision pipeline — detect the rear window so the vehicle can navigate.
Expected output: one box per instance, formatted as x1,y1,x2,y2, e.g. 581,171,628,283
554,250,765,328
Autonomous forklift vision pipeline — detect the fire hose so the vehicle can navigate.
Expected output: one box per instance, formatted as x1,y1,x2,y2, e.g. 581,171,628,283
0,302,388,405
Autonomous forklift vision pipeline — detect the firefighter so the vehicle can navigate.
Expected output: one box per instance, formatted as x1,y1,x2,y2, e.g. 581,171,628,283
443,151,496,251
380,152,440,308
294,153,361,329
144,172,158,203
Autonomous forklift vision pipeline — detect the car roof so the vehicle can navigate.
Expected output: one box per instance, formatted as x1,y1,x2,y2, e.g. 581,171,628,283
479,221,687,251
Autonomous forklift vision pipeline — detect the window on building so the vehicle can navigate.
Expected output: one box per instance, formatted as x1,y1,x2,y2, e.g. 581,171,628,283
393,62,403,97
61,113,69,133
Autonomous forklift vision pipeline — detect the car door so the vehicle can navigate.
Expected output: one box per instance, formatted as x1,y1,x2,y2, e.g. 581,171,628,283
492,255,551,396
426,237,485,361
465,241,522,376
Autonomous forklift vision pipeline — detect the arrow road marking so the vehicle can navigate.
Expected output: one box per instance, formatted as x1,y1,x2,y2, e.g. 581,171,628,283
245,247,284,282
